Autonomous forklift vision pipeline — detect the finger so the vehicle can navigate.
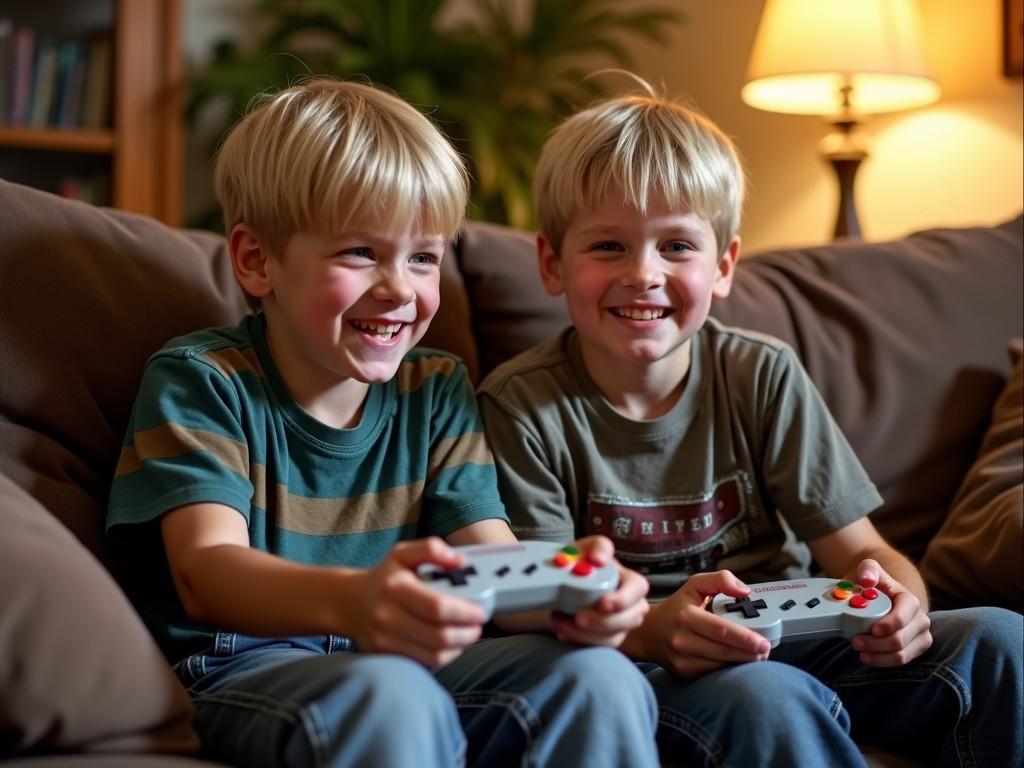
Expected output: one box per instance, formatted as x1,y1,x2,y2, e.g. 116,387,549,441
856,627,933,668
854,611,931,655
653,619,771,674
691,609,772,655
594,566,649,614
573,535,614,566
388,573,487,626
855,559,883,589
572,598,648,635
867,591,921,637
391,536,462,571
369,602,484,656
688,626,770,663
685,570,751,601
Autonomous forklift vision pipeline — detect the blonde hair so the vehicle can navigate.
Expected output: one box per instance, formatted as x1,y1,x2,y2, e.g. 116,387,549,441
214,78,469,256
534,77,744,256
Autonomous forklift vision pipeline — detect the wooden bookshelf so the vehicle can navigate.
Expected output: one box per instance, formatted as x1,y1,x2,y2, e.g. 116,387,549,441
0,125,114,152
0,0,181,225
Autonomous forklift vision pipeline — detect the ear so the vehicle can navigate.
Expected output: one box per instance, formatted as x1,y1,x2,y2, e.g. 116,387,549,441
537,233,564,297
229,224,273,301
711,235,741,300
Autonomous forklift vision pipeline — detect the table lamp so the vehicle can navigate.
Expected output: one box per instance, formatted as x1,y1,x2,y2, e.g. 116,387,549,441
741,0,941,238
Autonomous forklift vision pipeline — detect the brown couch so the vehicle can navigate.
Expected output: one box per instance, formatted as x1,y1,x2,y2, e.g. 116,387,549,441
1,177,1021,765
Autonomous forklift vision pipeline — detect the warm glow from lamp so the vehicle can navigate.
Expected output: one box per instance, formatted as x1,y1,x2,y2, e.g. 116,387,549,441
742,0,941,238
742,0,941,115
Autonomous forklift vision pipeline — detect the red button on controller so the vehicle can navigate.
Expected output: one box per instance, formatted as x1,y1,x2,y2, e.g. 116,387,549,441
862,588,879,600
849,595,869,609
571,561,593,576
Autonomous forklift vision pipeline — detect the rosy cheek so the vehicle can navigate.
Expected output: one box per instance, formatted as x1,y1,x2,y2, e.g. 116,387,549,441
299,284,353,333
420,291,441,322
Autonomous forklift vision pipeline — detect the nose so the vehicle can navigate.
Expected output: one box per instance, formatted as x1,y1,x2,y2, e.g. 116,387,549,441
622,248,663,291
372,265,416,305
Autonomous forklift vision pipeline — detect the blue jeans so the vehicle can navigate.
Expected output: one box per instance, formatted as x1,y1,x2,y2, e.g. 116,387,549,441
641,607,1023,768
175,632,659,768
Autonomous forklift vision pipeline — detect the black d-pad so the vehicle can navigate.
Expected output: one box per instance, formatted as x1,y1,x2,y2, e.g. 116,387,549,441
724,597,768,619
430,565,477,586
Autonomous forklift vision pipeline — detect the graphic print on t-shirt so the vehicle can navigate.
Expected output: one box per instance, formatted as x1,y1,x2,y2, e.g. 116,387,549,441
585,474,750,573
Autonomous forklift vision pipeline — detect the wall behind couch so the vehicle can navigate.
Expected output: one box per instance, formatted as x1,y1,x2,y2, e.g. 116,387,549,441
183,0,1023,255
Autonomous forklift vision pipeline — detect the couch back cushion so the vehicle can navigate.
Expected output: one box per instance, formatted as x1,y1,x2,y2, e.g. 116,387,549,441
712,218,1023,558
455,217,1024,559
0,180,250,565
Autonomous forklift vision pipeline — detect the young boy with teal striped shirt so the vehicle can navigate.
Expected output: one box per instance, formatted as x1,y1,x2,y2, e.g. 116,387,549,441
106,78,656,768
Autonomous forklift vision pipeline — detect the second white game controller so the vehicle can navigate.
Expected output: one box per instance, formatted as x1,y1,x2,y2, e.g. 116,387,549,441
416,541,620,620
710,577,892,647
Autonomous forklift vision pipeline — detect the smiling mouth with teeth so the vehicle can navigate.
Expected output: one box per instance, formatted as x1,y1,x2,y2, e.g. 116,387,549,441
613,307,669,321
351,320,404,341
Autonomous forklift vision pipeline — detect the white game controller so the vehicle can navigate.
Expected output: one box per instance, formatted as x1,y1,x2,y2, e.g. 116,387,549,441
416,541,620,620
710,577,892,648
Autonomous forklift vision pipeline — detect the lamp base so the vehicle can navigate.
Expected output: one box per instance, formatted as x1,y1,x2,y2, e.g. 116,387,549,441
819,119,868,240
828,156,863,239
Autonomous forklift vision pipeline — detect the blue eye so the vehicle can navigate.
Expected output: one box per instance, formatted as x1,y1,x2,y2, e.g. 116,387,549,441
342,247,373,260
410,253,441,266
591,241,623,252
663,241,694,253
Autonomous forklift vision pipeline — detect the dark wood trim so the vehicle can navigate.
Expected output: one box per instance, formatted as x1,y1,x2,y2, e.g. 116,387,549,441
1005,0,1024,77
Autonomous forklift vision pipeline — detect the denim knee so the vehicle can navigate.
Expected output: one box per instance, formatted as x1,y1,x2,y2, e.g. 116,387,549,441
328,654,460,727
648,661,857,768
558,646,657,718
193,651,466,768
307,654,466,768
702,660,844,722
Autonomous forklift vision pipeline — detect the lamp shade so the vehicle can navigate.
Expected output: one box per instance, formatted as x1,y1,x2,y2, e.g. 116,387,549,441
742,0,941,115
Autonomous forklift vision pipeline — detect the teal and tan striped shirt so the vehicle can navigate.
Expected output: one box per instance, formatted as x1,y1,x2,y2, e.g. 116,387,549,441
107,313,507,662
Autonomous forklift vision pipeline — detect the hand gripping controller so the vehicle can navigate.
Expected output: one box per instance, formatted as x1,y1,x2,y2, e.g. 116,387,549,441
416,541,620,620
710,578,892,648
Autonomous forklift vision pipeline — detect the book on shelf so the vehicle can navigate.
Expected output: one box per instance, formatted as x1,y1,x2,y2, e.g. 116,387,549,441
0,20,111,131
0,19,11,124
81,34,110,130
8,24,35,126
55,39,85,127
28,36,57,127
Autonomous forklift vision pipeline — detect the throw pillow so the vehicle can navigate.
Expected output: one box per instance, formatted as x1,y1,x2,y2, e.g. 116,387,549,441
920,340,1024,611
0,471,199,756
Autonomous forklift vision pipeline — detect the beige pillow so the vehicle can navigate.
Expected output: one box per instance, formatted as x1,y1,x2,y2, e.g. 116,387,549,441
921,340,1024,611
0,471,199,756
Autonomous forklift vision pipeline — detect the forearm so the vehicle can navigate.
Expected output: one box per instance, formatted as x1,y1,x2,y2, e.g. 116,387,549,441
174,543,364,636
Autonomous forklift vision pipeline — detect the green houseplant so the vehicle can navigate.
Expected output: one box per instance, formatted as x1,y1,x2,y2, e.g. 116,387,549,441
188,0,682,230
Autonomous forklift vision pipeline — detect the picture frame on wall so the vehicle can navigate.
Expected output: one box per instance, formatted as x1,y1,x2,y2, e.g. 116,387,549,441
1006,0,1024,76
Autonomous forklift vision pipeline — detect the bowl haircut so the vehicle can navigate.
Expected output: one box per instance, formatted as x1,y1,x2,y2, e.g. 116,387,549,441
535,78,745,258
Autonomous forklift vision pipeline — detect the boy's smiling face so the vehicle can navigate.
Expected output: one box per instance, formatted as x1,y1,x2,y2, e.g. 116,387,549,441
232,215,445,416
540,189,738,380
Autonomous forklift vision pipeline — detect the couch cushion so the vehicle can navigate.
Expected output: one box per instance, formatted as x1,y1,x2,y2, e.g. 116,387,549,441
710,217,1024,559
0,471,199,757
420,238,480,381
454,221,570,379
0,180,250,566
919,340,1024,611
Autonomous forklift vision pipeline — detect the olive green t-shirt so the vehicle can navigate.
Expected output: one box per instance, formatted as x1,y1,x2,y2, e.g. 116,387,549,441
478,319,882,595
